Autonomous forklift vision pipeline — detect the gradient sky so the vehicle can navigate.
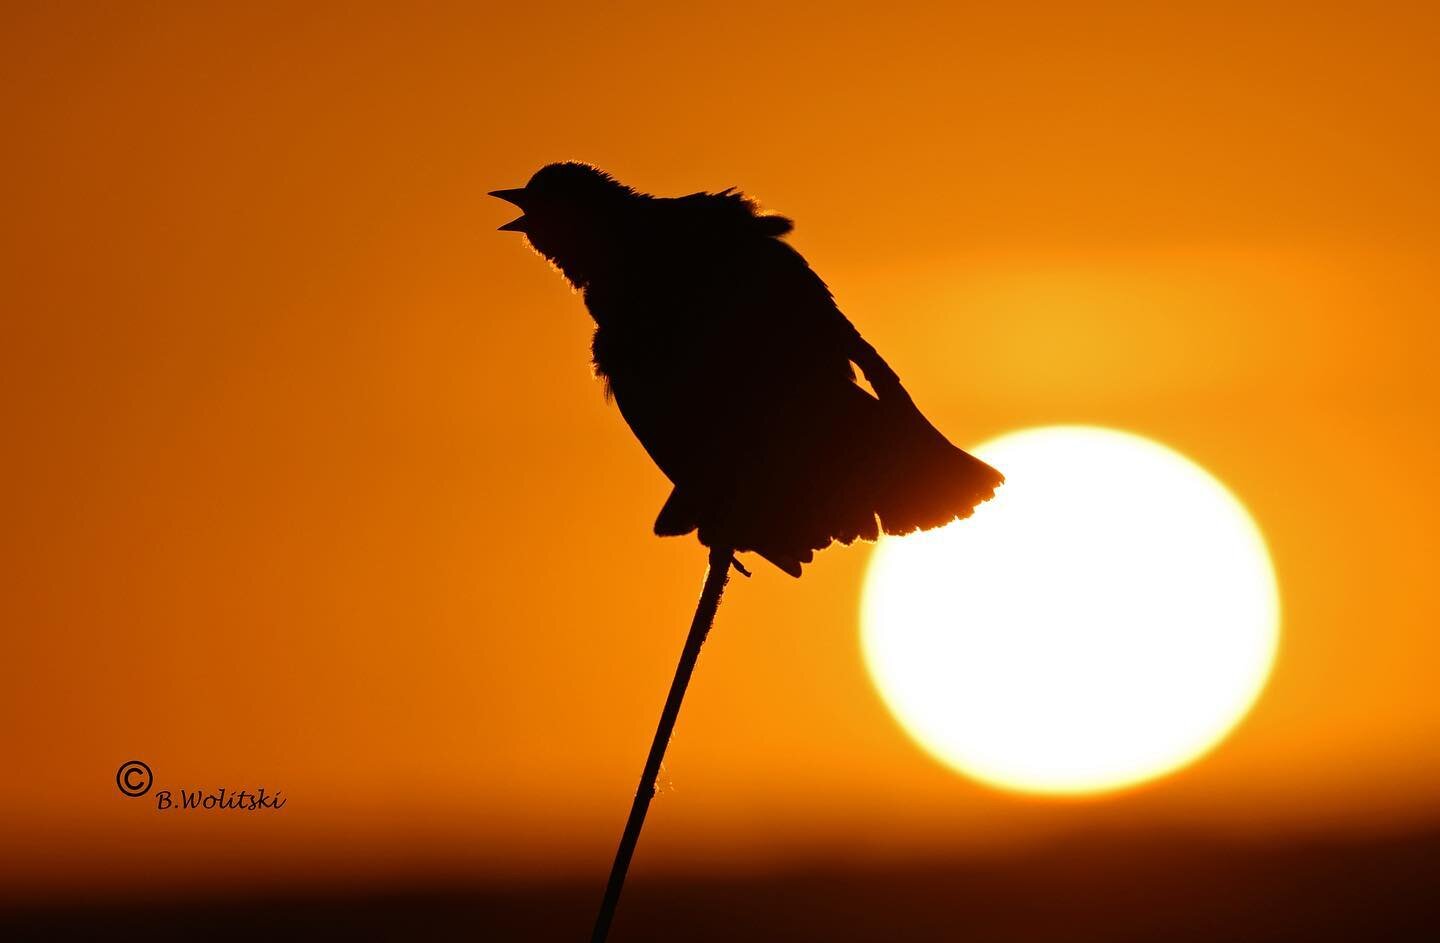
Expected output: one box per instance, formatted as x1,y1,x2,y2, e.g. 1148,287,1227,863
3,1,1438,900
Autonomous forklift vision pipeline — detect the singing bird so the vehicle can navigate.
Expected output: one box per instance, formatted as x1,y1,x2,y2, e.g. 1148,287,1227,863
492,163,1002,576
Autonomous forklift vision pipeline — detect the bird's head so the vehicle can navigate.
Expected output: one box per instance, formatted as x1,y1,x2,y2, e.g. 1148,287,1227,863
490,162,636,286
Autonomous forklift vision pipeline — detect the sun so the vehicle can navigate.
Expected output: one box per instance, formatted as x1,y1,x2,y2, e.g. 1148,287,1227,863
861,425,1280,796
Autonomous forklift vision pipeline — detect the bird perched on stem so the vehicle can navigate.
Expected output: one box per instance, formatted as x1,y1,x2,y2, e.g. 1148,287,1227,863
493,162,1001,576
493,162,1003,942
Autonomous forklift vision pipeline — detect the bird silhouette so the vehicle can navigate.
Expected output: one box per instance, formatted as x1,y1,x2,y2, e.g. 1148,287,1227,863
492,162,1002,576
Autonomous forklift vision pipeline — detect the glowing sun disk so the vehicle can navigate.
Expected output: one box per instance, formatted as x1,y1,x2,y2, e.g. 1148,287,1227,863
861,426,1280,795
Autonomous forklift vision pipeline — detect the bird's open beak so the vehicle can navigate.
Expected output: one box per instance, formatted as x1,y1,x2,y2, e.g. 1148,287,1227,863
489,188,530,232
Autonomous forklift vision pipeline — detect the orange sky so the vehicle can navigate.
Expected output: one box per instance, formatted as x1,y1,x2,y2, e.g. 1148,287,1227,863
3,2,1439,900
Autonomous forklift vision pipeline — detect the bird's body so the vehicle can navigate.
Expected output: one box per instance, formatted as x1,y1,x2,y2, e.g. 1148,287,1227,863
494,163,1001,575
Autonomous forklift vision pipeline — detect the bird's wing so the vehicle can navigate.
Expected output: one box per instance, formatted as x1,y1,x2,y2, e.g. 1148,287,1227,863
734,236,912,406
718,234,1001,567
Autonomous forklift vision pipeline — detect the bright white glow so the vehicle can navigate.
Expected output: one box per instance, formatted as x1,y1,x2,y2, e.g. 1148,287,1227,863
861,426,1280,795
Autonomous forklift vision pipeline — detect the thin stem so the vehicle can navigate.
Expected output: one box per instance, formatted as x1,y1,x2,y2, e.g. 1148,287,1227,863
589,545,734,943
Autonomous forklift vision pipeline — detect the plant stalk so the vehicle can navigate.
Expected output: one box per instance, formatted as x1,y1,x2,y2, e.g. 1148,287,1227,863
589,545,735,943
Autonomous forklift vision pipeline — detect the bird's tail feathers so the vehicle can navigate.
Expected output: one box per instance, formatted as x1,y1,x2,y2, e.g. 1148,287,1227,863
872,409,1003,537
